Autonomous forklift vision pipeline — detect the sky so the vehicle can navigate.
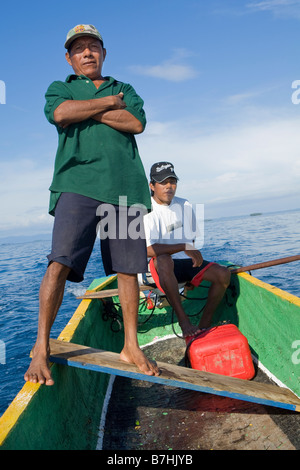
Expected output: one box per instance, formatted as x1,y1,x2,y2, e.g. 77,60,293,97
1,0,300,237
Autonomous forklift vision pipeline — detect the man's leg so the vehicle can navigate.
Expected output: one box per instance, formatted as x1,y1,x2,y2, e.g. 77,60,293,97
24,262,71,386
198,264,231,329
118,272,160,376
25,194,102,386
155,255,201,337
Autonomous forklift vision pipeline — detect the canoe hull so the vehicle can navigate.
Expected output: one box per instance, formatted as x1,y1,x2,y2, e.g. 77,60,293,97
1,270,299,450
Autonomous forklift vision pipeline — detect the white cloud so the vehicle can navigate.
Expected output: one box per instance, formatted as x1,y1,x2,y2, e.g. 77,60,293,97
246,0,300,17
215,0,300,19
139,113,300,217
130,49,198,82
223,86,277,105
248,0,299,8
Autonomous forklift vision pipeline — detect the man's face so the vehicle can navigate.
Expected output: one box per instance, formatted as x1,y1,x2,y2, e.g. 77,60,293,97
150,177,177,205
65,36,106,80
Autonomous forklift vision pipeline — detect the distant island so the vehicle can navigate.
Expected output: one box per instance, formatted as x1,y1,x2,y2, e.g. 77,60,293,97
250,212,262,216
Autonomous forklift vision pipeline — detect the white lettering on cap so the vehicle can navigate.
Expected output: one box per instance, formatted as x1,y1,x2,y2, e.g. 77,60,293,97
156,164,173,173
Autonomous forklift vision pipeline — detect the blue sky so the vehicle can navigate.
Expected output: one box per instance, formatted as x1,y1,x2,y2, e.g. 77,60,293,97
1,0,300,237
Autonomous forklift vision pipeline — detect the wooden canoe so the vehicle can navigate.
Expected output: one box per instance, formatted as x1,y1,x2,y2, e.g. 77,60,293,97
0,266,300,450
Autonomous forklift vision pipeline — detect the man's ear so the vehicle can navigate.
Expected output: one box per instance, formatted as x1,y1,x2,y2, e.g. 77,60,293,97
149,181,155,192
65,51,72,66
103,48,107,61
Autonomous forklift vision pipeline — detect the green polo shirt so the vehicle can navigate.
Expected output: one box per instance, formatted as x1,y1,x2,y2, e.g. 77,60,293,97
44,75,150,215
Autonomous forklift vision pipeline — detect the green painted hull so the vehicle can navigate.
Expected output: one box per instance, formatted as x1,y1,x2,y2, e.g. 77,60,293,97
1,271,299,450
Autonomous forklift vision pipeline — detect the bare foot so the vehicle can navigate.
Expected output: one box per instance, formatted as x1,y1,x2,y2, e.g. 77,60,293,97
120,346,161,377
24,347,54,386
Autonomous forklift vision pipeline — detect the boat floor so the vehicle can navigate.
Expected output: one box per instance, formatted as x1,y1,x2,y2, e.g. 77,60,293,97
102,338,300,451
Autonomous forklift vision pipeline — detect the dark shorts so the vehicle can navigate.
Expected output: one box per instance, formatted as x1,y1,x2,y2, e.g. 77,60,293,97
47,192,148,283
173,258,213,284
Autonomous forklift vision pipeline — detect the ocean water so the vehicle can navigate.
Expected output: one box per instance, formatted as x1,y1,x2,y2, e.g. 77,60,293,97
0,209,299,417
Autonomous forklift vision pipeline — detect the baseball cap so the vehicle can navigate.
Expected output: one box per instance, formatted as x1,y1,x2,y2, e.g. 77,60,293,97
64,24,104,49
150,162,179,183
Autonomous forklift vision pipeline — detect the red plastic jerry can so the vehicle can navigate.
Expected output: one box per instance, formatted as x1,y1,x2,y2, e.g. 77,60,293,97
185,324,255,380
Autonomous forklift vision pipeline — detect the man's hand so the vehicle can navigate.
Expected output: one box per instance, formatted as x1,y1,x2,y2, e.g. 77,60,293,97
184,246,203,267
111,92,126,110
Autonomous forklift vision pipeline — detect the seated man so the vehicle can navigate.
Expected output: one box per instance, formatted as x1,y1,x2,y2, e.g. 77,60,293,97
143,162,231,338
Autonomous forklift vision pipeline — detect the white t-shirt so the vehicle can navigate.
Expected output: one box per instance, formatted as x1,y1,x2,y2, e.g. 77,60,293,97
143,196,201,259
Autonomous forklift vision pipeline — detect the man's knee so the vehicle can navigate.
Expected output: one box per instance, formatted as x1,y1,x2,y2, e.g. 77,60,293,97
47,261,71,281
217,266,231,288
117,272,138,285
207,265,231,288
155,254,174,279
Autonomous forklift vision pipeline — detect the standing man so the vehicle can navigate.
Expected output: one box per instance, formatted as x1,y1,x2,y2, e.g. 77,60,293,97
24,24,159,386
144,162,231,337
